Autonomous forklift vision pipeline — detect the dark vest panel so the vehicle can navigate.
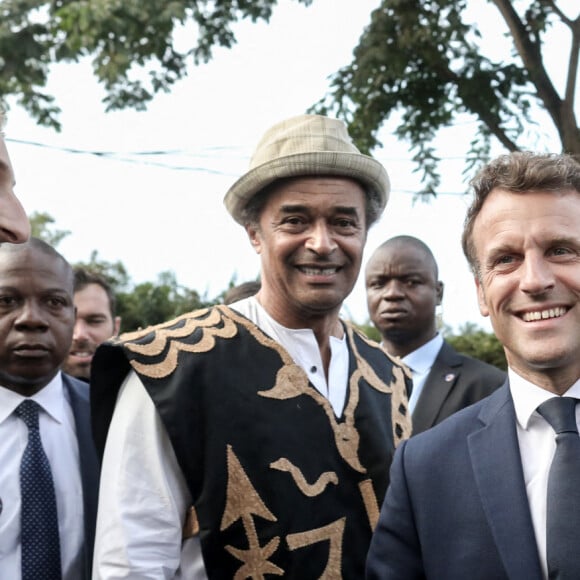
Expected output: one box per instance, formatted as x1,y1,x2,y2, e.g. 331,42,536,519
92,305,411,578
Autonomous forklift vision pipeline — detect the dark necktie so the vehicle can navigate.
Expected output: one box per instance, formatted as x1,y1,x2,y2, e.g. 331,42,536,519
15,399,62,580
537,396,580,580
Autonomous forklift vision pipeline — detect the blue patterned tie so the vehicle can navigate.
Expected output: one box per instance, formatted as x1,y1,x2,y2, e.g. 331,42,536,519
15,399,62,580
537,397,580,580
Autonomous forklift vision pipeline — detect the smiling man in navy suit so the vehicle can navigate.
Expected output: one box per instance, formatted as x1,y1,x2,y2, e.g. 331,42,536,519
367,152,580,580
365,235,505,434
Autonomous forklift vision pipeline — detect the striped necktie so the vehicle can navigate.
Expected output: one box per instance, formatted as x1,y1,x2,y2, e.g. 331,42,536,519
537,396,580,580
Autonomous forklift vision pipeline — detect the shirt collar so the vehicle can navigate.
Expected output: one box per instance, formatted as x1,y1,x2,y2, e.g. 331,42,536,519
231,296,346,346
401,333,444,374
509,368,580,430
0,372,65,426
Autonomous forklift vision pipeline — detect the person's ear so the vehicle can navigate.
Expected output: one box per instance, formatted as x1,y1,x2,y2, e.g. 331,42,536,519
436,281,444,305
246,224,262,254
475,277,489,317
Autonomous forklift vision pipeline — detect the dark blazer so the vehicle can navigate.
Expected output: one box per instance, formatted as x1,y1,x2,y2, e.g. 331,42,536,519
62,373,100,580
366,384,543,580
411,340,506,434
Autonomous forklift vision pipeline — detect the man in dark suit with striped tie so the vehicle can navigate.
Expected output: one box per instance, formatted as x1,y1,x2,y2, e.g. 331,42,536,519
0,238,99,580
367,152,580,579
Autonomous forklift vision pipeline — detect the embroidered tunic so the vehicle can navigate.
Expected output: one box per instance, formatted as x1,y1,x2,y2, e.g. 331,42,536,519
92,305,411,578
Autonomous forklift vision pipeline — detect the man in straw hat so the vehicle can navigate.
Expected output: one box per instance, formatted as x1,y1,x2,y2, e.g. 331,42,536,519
90,114,411,578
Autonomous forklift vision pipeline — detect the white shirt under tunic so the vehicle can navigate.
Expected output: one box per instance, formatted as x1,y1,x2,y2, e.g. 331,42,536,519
0,372,85,580
510,369,580,580
93,297,350,580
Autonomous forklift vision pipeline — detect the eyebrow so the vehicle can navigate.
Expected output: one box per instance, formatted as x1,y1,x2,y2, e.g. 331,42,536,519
279,204,360,216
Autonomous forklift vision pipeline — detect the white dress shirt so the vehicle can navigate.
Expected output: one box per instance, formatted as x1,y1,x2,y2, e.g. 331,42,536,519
93,297,350,579
0,372,85,580
401,333,444,414
509,369,580,580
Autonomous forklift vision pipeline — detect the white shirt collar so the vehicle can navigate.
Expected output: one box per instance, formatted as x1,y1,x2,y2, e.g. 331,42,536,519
509,368,580,430
0,372,66,426
402,333,444,374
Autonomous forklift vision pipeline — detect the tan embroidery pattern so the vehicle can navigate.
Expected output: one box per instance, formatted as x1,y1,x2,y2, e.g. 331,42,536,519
270,458,339,497
358,479,380,530
259,366,365,473
390,365,413,444
286,518,345,580
346,324,412,446
118,308,238,379
224,308,365,472
224,306,294,365
221,445,283,578
182,506,200,539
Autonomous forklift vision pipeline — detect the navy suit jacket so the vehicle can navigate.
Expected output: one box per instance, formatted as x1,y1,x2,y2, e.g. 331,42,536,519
366,384,544,580
412,341,506,434
62,373,100,580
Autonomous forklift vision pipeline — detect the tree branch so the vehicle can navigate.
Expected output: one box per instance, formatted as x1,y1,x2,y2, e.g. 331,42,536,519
491,0,563,134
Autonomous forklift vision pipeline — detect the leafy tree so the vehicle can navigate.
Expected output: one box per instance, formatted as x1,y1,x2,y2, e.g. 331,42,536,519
357,319,506,370
73,250,132,292
117,270,217,331
29,210,71,247
313,0,580,196
0,0,311,130
71,259,218,331
445,322,507,370
355,322,381,343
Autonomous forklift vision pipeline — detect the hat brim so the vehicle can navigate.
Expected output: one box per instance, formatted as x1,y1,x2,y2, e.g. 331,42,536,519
224,151,390,224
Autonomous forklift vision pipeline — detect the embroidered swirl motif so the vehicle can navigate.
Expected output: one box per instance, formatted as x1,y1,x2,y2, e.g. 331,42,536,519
345,324,412,446
116,308,238,379
358,479,380,530
270,458,339,497
286,518,345,579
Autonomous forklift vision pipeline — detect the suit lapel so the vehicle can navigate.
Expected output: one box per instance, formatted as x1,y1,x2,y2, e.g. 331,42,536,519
412,342,459,432
468,385,543,580
63,375,100,579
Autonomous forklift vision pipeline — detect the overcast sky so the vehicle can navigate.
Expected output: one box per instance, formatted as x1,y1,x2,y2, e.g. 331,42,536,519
5,0,576,331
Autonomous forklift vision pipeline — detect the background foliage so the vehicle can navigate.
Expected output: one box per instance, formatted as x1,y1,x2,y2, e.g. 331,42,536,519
2,1,577,197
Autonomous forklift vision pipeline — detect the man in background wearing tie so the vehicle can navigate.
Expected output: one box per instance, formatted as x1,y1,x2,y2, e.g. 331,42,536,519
365,235,505,434
367,152,580,579
0,238,99,580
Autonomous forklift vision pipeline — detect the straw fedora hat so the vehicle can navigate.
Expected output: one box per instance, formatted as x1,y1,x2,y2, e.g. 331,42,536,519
224,114,390,224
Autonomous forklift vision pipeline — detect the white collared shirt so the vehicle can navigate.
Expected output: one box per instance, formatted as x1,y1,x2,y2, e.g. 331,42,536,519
400,333,444,414
0,372,85,580
510,369,580,580
93,298,350,579
234,297,349,416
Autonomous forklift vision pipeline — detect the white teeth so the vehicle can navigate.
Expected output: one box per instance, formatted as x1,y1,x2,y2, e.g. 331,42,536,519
301,267,337,275
522,307,567,322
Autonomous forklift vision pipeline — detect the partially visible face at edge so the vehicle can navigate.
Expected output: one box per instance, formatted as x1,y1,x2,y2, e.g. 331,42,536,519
63,283,120,380
0,136,30,243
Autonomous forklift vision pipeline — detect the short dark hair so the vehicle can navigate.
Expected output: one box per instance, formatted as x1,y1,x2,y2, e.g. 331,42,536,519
73,267,117,318
373,235,439,278
462,151,580,276
223,280,261,305
0,237,73,289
